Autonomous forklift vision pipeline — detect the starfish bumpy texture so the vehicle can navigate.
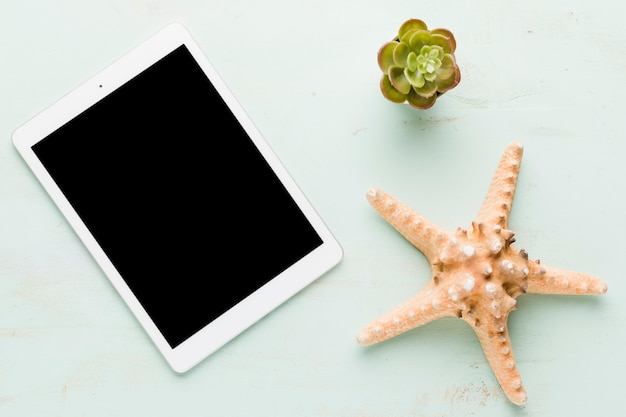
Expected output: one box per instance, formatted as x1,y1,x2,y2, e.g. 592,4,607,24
357,141,607,406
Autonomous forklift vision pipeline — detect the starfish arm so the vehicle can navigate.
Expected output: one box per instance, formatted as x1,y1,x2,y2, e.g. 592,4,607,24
526,262,607,295
366,187,450,261
357,282,458,345
474,141,524,230
469,314,528,406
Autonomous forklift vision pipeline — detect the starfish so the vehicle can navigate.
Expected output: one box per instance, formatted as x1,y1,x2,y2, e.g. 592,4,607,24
356,141,607,406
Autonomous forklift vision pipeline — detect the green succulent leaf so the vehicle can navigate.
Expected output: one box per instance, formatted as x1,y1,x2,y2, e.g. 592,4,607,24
398,19,427,40
413,79,438,98
389,66,412,94
436,54,457,81
392,42,410,67
429,33,455,53
424,71,438,82
408,30,432,53
377,41,397,72
431,28,456,52
404,67,425,88
406,52,418,72
407,88,437,110
437,66,461,93
380,75,407,103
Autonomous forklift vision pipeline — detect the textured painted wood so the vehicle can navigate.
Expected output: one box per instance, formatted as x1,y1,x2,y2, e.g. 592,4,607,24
1,1,624,416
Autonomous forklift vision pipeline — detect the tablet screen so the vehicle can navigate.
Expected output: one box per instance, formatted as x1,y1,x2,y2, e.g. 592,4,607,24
31,44,324,349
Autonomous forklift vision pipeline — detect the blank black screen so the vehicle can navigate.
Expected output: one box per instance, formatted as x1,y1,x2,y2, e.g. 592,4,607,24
32,45,323,348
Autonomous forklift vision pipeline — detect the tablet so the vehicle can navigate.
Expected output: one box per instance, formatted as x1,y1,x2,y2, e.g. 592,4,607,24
12,22,343,373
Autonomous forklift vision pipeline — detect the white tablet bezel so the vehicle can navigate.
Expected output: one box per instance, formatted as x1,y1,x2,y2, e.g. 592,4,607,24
12,22,343,373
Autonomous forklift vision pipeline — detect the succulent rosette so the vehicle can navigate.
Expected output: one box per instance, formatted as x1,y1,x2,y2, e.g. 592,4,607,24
378,19,461,110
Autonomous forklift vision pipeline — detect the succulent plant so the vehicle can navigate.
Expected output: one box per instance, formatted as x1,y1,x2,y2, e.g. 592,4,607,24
378,19,461,110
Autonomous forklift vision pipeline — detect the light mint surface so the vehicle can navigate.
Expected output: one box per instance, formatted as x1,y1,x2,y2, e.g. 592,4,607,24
1,1,623,415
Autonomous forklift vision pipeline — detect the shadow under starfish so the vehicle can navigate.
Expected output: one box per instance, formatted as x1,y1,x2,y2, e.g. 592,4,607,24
357,141,607,406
